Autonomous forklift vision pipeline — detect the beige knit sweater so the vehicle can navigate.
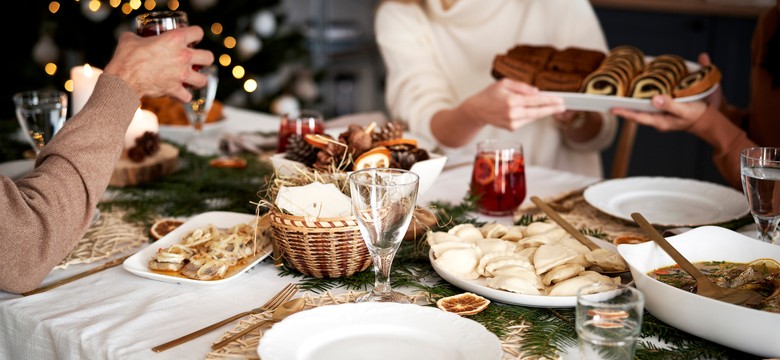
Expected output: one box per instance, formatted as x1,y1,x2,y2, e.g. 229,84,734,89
1,74,139,294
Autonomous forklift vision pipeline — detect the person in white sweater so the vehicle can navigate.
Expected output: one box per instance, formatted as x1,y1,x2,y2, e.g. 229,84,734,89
375,0,617,177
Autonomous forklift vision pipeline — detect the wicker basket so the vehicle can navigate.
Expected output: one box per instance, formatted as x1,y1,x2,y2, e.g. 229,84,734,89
269,210,372,278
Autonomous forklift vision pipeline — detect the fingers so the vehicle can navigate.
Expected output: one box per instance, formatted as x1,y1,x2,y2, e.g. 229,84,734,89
499,78,539,95
698,52,711,66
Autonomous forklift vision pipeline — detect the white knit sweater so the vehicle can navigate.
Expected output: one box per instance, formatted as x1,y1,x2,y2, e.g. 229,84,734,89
375,0,617,177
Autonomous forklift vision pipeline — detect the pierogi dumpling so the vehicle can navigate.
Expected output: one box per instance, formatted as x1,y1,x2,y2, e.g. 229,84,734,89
585,248,628,272
547,275,597,296
500,226,525,241
484,256,534,277
513,246,538,263
555,235,592,254
533,244,578,275
491,266,544,289
542,263,585,286
431,241,478,259
448,224,485,242
434,247,481,280
523,221,558,236
426,230,463,246
476,237,515,256
577,270,621,285
480,223,508,239
486,275,542,295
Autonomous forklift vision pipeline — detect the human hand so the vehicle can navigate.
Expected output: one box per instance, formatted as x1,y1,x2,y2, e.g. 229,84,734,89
104,26,215,103
464,78,565,131
696,52,724,108
611,95,707,132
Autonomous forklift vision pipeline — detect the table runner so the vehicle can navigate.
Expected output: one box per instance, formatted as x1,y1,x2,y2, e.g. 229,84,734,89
55,210,147,269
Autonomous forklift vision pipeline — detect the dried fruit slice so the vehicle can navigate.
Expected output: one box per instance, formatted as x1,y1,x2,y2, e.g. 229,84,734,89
353,146,392,170
209,156,247,169
472,156,496,185
375,138,418,148
303,134,333,149
150,219,185,240
436,292,491,316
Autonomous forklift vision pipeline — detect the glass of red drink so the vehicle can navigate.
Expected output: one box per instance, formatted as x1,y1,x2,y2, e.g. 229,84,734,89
470,139,526,216
135,10,188,36
277,110,325,153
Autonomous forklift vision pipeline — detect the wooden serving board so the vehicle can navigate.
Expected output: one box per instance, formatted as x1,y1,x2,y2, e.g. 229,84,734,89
110,142,179,187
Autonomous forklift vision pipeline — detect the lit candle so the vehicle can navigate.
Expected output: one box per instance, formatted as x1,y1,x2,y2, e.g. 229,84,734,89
70,64,103,117
124,108,159,150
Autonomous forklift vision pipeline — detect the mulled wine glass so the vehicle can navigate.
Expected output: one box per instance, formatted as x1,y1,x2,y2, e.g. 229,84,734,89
349,168,419,303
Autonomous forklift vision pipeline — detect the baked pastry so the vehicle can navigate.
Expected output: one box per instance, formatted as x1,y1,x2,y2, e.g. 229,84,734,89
609,45,645,73
534,70,584,92
673,64,721,98
507,45,556,68
491,54,537,83
546,47,605,75
581,68,627,96
647,54,688,83
629,70,674,99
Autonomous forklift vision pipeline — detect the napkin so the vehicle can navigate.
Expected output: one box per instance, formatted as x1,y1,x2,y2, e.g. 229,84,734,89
219,133,277,155
275,182,352,220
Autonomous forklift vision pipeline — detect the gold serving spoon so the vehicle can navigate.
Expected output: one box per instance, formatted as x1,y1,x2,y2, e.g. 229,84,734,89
530,196,629,275
211,297,305,350
631,212,763,307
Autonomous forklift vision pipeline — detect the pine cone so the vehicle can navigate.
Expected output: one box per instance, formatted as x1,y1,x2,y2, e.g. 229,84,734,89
127,131,161,163
373,120,407,143
283,135,318,167
392,148,430,170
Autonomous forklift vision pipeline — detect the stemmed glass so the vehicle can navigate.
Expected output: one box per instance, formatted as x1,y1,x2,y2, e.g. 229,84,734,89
349,168,419,303
12,90,68,157
740,147,780,244
135,10,188,36
182,65,219,155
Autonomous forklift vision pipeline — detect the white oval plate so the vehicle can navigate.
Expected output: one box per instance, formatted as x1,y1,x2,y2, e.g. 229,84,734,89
122,211,272,286
430,238,625,308
583,177,749,227
258,302,503,360
540,56,718,113
618,226,780,358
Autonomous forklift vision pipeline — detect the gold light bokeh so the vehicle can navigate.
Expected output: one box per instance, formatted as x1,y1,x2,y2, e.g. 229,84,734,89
143,0,155,11
211,23,223,35
243,79,258,93
48,2,60,13
218,54,231,67
88,0,101,12
232,66,245,79
64,80,74,92
223,36,236,49
44,63,58,76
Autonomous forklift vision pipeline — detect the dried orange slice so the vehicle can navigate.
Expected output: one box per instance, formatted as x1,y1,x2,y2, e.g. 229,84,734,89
354,146,392,170
150,218,185,240
375,138,418,148
436,292,490,316
472,156,496,185
209,156,247,169
303,134,333,149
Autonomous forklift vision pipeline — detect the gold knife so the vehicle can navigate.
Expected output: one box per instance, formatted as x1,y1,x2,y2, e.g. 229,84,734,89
22,254,132,296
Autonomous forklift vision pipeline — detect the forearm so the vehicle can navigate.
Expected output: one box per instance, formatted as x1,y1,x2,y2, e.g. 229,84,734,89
430,100,485,148
688,106,755,189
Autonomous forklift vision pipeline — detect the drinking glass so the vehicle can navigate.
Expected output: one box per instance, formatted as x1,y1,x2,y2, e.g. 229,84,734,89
470,139,526,216
576,283,644,360
135,10,188,36
740,147,780,244
349,168,419,303
13,90,68,156
277,110,325,153
183,65,219,155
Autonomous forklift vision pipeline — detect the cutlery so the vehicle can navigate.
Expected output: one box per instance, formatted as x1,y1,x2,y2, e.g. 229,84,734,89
631,212,763,307
21,254,132,296
530,196,628,275
211,297,305,350
151,282,300,352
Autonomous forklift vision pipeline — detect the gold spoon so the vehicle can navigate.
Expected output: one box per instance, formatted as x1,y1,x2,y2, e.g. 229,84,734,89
211,298,305,350
530,196,628,275
631,212,763,307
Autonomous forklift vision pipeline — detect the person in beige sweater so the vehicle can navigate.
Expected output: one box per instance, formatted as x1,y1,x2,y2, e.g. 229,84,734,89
0,26,215,294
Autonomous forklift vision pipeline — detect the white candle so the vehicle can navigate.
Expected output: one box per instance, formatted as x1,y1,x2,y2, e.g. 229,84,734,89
70,64,103,117
124,108,159,149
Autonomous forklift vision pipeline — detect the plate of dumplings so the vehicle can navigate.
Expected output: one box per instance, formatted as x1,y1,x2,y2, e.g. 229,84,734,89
428,221,630,308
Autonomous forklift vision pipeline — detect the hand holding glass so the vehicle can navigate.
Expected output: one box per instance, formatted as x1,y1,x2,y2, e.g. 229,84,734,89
576,283,644,360
349,168,419,303
741,147,780,244
135,10,188,36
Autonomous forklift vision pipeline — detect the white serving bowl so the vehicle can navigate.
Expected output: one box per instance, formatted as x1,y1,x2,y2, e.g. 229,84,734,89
269,152,447,197
617,226,780,358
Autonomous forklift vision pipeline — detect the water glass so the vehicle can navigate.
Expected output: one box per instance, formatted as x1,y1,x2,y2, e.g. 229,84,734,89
135,10,188,36
349,168,419,303
13,90,68,156
277,110,325,153
576,283,644,360
470,139,526,216
741,147,780,244
183,64,219,155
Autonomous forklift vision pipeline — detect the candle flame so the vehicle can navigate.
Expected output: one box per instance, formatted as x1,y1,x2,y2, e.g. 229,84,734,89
84,64,95,77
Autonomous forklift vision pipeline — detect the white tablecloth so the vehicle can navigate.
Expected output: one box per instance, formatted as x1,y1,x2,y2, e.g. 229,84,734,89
0,107,602,360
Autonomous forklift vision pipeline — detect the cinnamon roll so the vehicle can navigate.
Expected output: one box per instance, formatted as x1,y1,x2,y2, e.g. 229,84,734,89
673,64,721,98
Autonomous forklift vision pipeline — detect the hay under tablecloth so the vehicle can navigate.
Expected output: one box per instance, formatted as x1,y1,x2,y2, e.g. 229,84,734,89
54,210,148,269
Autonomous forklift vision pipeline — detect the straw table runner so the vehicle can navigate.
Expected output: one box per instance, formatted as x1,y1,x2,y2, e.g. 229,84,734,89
205,291,533,360
55,210,148,269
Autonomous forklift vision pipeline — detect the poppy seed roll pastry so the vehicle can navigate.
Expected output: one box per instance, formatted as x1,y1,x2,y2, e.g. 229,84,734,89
674,64,721,98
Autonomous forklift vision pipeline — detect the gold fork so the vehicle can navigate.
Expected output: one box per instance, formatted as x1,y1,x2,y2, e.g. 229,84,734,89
151,283,300,352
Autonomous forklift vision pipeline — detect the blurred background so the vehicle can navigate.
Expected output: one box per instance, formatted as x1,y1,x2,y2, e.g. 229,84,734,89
0,0,772,186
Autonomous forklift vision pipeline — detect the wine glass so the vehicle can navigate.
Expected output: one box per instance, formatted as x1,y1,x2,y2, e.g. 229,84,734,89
349,168,419,303
135,10,188,36
13,90,68,157
183,65,219,155
740,147,780,244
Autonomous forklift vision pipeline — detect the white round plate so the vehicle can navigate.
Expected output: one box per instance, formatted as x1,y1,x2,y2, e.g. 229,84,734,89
430,238,626,308
583,177,749,227
0,159,35,180
540,56,718,113
258,302,503,360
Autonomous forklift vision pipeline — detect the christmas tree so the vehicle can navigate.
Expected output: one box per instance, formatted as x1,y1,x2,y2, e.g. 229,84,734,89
1,0,317,159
